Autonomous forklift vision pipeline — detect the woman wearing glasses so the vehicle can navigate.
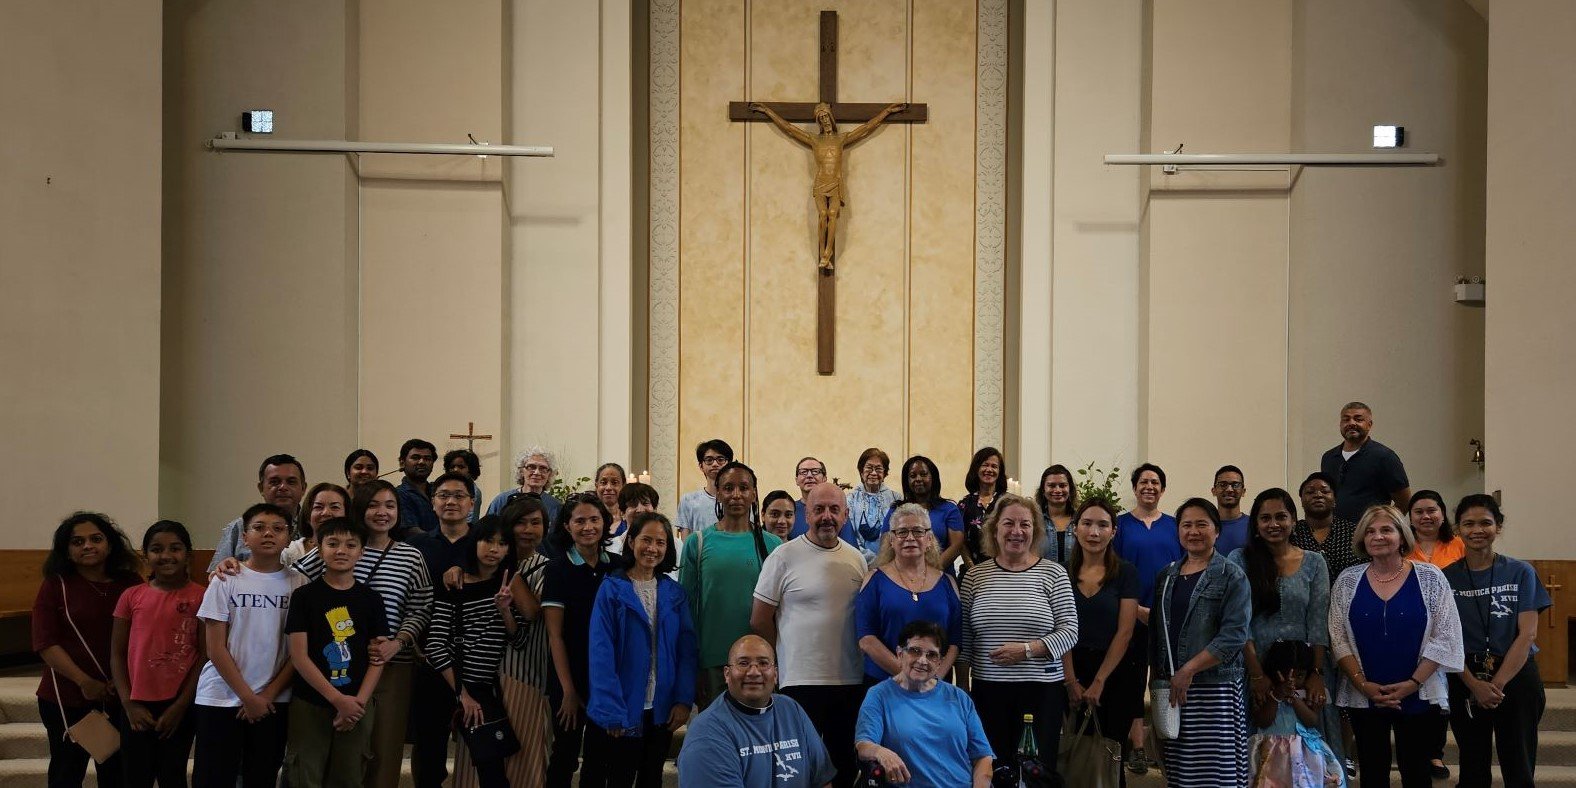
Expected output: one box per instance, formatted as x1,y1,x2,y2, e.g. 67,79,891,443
856,621,994,788
486,446,563,526
884,456,965,574
848,448,899,558
960,492,1079,787
857,504,962,685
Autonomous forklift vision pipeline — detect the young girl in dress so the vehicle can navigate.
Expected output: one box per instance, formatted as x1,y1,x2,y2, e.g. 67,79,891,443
1250,640,1345,788
110,521,205,788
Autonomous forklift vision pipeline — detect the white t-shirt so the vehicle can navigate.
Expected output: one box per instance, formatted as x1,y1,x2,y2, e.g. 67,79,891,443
752,535,866,687
194,565,305,707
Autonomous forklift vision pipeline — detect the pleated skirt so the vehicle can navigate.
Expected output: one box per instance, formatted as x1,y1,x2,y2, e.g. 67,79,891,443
451,673,554,788
1159,679,1250,788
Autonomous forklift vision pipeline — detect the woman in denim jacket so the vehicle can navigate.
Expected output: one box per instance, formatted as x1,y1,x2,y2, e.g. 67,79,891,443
1149,498,1252,788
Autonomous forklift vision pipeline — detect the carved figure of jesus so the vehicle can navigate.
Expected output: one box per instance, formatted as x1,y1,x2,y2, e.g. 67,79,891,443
749,101,907,270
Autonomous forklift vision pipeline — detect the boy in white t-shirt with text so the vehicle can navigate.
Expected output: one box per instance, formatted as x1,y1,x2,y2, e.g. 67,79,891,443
191,503,304,787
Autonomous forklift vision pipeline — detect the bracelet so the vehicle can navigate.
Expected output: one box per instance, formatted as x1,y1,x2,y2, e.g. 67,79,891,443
1407,677,1423,687
1024,642,1034,659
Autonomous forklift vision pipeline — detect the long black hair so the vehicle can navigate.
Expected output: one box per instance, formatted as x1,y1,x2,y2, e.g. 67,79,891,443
712,461,770,563
464,515,517,576
43,512,139,580
351,479,405,541
1242,488,1299,619
1035,464,1078,519
964,447,1007,496
1408,489,1455,542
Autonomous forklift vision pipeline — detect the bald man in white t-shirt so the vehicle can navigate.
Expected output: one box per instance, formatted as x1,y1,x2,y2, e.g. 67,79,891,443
751,481,868,787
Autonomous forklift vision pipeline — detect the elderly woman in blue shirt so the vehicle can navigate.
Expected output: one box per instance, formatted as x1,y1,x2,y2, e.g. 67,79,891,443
857,620,993,788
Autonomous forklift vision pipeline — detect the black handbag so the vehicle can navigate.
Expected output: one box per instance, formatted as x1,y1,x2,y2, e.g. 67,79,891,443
449,583,521,763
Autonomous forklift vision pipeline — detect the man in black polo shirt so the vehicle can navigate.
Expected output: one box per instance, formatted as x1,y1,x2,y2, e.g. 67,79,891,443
1319,401,1412,523
404,471,475,788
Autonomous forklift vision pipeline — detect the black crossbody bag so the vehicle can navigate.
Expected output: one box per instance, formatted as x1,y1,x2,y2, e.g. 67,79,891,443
450,584,521,763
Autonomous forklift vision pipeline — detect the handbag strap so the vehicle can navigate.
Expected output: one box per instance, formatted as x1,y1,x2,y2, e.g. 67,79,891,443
1157,572,1177,677
49,575,112,738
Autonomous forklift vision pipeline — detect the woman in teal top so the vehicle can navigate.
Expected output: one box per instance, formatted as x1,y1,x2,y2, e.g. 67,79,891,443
679,462,781,707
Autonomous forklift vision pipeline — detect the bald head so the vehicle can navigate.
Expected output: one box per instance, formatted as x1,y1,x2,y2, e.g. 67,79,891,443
804,482,848,548
724,634,777,707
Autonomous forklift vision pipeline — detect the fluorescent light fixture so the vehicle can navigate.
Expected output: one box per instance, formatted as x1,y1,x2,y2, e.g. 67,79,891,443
243,110,275,134
1373,125,1404,148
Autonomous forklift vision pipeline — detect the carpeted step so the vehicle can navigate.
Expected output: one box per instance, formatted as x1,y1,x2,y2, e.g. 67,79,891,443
0,723,49,759
0,677,40,724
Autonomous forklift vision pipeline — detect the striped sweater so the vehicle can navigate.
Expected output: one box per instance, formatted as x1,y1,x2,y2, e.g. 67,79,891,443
960,558,1080,682
426,575,516,689
291,541,433,664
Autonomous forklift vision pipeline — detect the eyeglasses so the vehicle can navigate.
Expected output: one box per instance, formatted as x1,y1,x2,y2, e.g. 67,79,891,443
730,658,775,670
701,456,729,466
902,646,941,661
796,468,826,478
523,464,551,473
861,464,886,474
890,528,929,539
434,492,472,501
1214,482,1243,491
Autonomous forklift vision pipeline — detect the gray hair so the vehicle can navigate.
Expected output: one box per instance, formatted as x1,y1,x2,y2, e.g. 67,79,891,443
513,446,557,485
875,503,941,569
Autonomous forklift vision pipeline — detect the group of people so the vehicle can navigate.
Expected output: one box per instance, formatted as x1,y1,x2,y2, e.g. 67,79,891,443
27,402,1548,788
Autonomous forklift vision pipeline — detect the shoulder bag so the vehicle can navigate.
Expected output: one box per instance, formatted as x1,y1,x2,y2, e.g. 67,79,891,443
49,576,121,763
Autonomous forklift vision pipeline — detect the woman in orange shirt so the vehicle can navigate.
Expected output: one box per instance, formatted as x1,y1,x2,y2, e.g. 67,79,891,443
1409,488,1464,780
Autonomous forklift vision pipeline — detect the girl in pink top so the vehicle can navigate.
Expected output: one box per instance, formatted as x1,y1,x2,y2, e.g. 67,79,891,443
111,521,206,788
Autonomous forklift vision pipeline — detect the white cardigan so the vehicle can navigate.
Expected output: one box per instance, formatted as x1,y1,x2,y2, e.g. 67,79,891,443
1328,561,1464,710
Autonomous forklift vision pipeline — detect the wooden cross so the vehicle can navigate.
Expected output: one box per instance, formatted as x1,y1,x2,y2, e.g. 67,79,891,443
447,421,493,452
730,10,927,374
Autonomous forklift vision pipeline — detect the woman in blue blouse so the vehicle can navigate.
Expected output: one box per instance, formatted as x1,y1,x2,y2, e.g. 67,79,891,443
883,456,965,573
848,448,899,557
857,504,962,683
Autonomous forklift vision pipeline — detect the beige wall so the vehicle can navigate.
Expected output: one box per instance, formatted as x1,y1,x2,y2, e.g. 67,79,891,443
1484,1,1576,557
1288,0,1486,508
675,0,980,499
1,0,163,547
161,0,360,537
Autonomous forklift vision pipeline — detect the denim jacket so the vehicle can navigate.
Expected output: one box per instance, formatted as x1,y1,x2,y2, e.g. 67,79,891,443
1149,552,1252,684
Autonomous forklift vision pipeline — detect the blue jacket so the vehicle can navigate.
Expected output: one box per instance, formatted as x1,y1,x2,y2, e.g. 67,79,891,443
588,572,698,733
1149,551,1252,683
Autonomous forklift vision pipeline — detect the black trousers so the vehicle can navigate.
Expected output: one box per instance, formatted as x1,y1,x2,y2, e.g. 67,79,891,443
545,693,612,788
579,710,674,788
39,699,124,788
971,679,1068,787
781,682,868,788
191,703,289,788
118,699,196,788
1449,660,1545,788
409,661,457,788
1346,706,1438,788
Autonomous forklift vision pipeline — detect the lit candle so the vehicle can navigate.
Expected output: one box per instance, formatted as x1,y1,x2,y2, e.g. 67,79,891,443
1006,478,1022,496
638,470,651,485
627,474,639,484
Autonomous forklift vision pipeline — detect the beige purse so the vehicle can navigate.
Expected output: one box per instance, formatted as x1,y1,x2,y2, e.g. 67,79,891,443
49,577,121,763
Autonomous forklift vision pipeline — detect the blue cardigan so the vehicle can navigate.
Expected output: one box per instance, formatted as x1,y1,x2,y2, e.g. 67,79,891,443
587,572,698,733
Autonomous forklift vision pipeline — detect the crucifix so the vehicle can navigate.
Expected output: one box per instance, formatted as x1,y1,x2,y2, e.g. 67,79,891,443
447,421,493,452
730,10,928,374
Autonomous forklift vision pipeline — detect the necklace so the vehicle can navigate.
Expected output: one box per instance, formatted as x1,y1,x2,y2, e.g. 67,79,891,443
1467,553,1498,661
894,564,928,602
1369,560,1407,584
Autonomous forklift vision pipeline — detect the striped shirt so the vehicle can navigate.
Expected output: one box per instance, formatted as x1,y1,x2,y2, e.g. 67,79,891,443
502,552,551,689
426,575,511,689
960,558,1079,682
292,541,433,664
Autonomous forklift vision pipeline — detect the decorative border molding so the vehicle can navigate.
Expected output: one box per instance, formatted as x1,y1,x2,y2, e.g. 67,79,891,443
647,0,681,505
974,0,1008,449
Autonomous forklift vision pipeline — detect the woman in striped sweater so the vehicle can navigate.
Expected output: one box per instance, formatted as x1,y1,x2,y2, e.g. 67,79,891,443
960,492,1080,787
427,517,522,788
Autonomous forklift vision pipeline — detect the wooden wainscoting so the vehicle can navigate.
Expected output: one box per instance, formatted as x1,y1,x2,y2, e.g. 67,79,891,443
1530,559,1576,686
0,549,215,653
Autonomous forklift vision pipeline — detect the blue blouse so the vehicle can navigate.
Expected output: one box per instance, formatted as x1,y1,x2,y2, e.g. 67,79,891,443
1113,512,1182,607
856,570,963,680
1349,572,1429,714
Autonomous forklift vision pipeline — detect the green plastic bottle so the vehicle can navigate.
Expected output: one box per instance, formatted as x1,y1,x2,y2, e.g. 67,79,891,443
1018,713,1038,758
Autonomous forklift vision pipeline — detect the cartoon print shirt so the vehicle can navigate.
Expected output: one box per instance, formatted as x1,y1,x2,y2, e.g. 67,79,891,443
113,581,207,702
284,578,388,707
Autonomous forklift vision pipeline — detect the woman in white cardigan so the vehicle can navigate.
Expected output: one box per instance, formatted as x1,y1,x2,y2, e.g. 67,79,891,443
1329,504,1464,788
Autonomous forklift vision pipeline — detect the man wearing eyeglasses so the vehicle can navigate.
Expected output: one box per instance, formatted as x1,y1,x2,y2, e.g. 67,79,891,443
677,635,835,787
1211,465,1252,557
752,482,868,786
678,439,735,540
404,471,476,788
789,457,859,547
1319,401,1412,523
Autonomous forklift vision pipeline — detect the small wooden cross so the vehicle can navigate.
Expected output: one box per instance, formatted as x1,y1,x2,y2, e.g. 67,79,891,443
730,10,927,374
448,421,493,452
